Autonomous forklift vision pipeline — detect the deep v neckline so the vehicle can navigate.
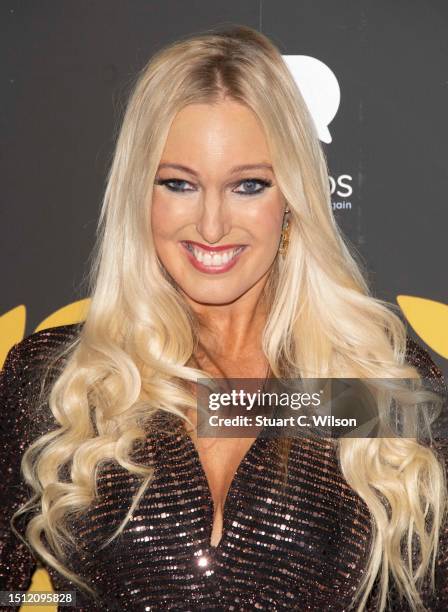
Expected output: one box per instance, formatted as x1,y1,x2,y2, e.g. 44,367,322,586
183,426,266,549
156,410,269,550
176,360,273,548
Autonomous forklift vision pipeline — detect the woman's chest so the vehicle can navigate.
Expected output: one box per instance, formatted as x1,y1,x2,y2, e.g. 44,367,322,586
61,427,374,610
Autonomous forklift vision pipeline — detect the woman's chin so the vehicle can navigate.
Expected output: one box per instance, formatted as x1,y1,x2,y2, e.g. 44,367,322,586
179,286,247,307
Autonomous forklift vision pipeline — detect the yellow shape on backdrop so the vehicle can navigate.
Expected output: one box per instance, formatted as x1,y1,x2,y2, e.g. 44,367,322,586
0,299,90,368
397,295,448,359
19,567,56,612
34,299,90,332
0,305,26,367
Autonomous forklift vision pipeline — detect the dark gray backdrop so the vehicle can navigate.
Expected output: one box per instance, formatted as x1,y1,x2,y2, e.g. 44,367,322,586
2,0,447,376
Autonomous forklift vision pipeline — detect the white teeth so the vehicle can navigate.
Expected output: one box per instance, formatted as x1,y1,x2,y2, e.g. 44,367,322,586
185,244,244,266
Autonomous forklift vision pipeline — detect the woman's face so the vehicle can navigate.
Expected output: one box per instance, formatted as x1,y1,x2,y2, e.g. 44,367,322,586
151,99,287,306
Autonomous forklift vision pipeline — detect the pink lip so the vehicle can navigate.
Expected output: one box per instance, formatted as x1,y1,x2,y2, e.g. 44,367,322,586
183,240,246,252
179,242,247,274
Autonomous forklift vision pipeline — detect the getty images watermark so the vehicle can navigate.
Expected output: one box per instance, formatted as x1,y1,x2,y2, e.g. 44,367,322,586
194,377,448,441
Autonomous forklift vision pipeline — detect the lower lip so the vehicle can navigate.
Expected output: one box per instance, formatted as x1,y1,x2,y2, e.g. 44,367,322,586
179,242,247,274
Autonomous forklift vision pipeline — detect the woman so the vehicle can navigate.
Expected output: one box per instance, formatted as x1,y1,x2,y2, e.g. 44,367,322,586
1,25,447,611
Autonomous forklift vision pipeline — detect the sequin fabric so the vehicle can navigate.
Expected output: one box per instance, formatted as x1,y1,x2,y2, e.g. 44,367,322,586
1,324,447,611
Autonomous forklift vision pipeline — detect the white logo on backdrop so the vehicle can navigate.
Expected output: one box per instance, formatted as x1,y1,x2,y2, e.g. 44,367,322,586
283,55,352,209
282,55,340,144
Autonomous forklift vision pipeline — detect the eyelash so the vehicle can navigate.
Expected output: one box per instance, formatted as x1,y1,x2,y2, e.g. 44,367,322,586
154,177,273,196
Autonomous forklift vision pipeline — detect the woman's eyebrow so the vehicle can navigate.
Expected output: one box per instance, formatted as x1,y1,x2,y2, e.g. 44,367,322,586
157,162,274,177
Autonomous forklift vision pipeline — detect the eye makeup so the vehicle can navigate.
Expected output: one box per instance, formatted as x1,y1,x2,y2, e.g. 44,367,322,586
154,177,273,196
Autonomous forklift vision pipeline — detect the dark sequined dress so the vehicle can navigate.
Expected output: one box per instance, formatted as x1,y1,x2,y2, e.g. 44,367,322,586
0,324,447,611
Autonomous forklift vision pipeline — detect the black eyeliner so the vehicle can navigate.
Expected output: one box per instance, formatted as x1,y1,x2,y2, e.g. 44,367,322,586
154,177,273,194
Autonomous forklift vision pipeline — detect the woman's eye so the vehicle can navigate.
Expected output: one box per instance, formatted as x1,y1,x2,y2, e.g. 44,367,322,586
234,179,272,196
154,177,272,196
155,178,195,193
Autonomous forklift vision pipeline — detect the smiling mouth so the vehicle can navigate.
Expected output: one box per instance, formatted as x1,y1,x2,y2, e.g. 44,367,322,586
181,241,247,267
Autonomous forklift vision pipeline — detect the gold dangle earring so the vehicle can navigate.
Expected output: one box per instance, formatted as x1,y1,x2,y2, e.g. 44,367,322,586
279,209,291,259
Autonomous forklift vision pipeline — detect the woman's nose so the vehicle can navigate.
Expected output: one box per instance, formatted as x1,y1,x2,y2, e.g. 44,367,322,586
195,194,232,244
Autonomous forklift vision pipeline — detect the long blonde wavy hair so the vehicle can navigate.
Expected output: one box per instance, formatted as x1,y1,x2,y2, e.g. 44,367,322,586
12,24,447,611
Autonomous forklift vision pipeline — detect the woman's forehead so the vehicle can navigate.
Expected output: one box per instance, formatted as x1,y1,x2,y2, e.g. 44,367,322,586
160,102,272,175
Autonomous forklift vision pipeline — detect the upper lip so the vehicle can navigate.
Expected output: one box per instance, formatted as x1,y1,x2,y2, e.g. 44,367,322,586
182,240,246,252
